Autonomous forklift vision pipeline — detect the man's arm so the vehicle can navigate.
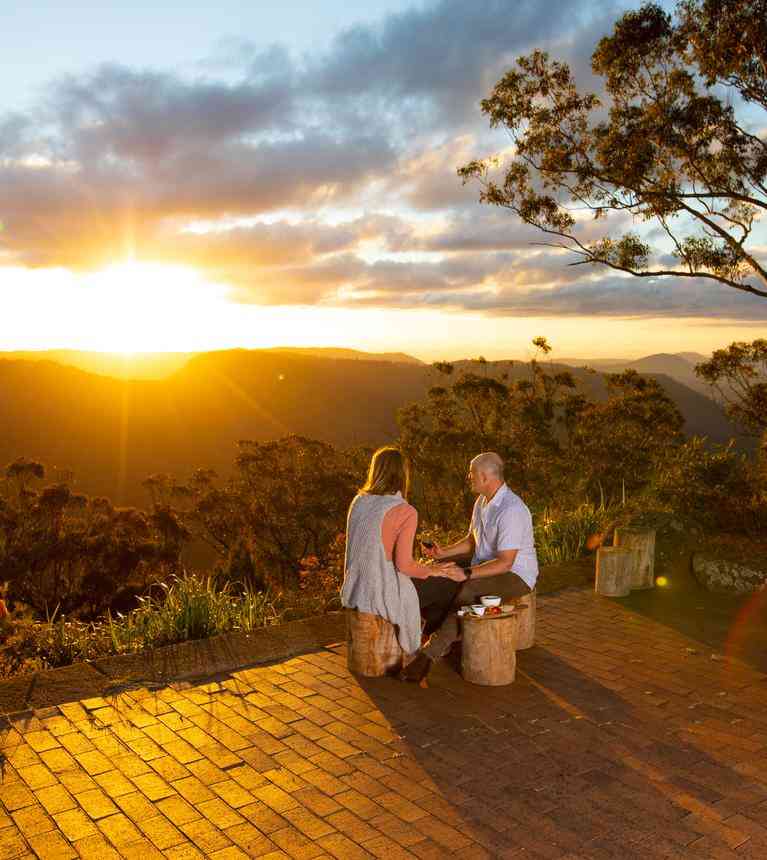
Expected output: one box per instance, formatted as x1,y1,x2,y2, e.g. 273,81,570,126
467,549,518,579
424,531,475,562
437,548,518,581
439,531,475,561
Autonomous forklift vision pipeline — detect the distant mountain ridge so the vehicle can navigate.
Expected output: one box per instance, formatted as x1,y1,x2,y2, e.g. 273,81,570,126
0,350,194,380
265,347,423,365
0,348,745,513
557,352,712,395
0,346,423,380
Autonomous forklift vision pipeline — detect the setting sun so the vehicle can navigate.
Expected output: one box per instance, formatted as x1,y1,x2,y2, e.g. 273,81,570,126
81,261,231,354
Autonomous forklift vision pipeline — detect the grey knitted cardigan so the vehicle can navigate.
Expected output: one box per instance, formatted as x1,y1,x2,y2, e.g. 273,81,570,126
341,492,421,655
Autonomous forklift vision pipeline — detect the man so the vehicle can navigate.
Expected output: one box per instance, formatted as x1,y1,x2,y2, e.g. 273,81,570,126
401,451,538,682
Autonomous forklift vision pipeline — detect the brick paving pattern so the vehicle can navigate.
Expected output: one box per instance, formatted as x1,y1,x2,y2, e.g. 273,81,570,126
3,586,767,858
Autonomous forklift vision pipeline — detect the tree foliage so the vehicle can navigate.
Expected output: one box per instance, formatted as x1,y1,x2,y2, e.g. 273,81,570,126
181,436,361,588
459,0,767,298
399,340,685,524
0,459,184,617
695,338,767,434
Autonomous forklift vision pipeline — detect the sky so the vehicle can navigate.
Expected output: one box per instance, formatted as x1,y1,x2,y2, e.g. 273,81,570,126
0,0,764,361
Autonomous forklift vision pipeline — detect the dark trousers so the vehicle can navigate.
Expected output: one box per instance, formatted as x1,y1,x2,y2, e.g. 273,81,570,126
423,571,532,659
411,576,463,636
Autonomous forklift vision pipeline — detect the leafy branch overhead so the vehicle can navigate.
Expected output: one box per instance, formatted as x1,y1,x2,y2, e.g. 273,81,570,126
459,0,767,298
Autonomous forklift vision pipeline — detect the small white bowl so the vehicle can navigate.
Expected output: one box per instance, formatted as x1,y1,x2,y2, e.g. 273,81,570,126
470,604,486,616
480,595,502,608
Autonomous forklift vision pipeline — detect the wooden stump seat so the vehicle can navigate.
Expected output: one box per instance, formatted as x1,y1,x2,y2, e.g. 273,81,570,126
595,547,635,597
462,611,519,686
614,527,657,590
346,609,404,677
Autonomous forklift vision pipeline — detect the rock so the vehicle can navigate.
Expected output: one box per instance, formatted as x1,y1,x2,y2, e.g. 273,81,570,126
692,553,767,594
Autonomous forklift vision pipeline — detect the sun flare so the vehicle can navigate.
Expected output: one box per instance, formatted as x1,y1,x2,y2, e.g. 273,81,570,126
82,261,231,354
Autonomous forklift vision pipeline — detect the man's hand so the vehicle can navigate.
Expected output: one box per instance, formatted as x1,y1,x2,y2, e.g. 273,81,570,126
435,562,467,582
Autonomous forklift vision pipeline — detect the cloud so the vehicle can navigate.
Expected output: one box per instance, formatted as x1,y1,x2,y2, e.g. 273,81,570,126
216,242,767,321
48,61,295,165
305,0,622,128
0,0,621,230
0,0,764,326
157,219,362,271
335,264,767,320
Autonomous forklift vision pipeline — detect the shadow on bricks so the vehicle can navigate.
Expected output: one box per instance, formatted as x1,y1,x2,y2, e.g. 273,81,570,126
350,600,767,857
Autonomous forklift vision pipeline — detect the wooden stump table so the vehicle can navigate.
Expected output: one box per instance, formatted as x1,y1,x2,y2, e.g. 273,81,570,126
595,546,635,597
346,609,404,677
462,610,519,686
514,591,536,650
614,527,656,590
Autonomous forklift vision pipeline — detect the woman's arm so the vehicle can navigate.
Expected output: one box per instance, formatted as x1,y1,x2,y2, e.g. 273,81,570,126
384,505,436,579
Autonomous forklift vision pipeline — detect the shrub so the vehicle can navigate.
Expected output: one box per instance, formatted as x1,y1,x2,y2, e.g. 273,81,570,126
107,574,280,652
0,572,284,676
652,438,766,536
534,503,615,565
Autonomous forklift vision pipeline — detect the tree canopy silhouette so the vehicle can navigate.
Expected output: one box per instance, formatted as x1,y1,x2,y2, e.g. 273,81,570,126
696,338,767,434
459,0,767,299
399,340,686,522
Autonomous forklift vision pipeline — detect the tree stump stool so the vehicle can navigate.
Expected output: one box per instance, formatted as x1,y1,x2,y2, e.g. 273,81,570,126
462,611,519,686
595,547,635,597
614,527,656,590
346,609,404,677
514,591,536,650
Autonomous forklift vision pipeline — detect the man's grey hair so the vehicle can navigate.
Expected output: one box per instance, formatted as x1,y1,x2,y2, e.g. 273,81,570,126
470,452,504,479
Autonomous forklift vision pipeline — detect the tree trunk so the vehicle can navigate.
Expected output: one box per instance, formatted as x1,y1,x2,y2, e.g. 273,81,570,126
462,613,519,686
614,527,656,590
595,547,634,597
346,609,404,677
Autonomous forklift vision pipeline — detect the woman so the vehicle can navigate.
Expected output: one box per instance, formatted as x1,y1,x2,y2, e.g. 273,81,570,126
341,446,464,680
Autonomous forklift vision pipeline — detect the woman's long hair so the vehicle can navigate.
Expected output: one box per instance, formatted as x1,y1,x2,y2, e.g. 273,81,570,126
360,446,410,498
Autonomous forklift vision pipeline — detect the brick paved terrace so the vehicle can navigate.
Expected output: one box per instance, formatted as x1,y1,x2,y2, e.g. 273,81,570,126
3,586,767,859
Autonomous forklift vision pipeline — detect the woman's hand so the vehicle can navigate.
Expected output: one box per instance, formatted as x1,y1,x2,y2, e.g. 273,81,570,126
435,562,467,582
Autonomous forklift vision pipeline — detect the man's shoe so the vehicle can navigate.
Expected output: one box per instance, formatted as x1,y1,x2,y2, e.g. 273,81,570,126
399,651,432,683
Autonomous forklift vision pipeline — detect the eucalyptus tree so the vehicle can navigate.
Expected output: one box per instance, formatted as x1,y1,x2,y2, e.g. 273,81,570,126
460,0,767,299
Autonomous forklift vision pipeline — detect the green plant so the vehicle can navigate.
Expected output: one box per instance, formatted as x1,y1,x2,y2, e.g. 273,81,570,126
534,503,615,565
106,573,280,652
0,572,284,676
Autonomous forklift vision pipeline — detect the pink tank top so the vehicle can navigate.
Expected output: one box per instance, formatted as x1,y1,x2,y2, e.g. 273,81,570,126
380,502,433,578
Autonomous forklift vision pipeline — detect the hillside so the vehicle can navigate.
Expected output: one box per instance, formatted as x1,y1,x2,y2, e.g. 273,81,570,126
558,352,711,395
0,350,744,509
0,352,432,506
264,347,423,365
0,350,194,380
0,346,422,381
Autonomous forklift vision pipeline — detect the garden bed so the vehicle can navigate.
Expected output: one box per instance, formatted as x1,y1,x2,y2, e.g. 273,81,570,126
0,611,347,716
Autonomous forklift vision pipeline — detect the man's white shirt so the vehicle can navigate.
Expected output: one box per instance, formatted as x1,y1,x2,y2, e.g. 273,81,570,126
470,483,539,589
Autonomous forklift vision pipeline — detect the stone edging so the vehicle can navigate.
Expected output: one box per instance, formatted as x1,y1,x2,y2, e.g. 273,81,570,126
0,612,346,718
